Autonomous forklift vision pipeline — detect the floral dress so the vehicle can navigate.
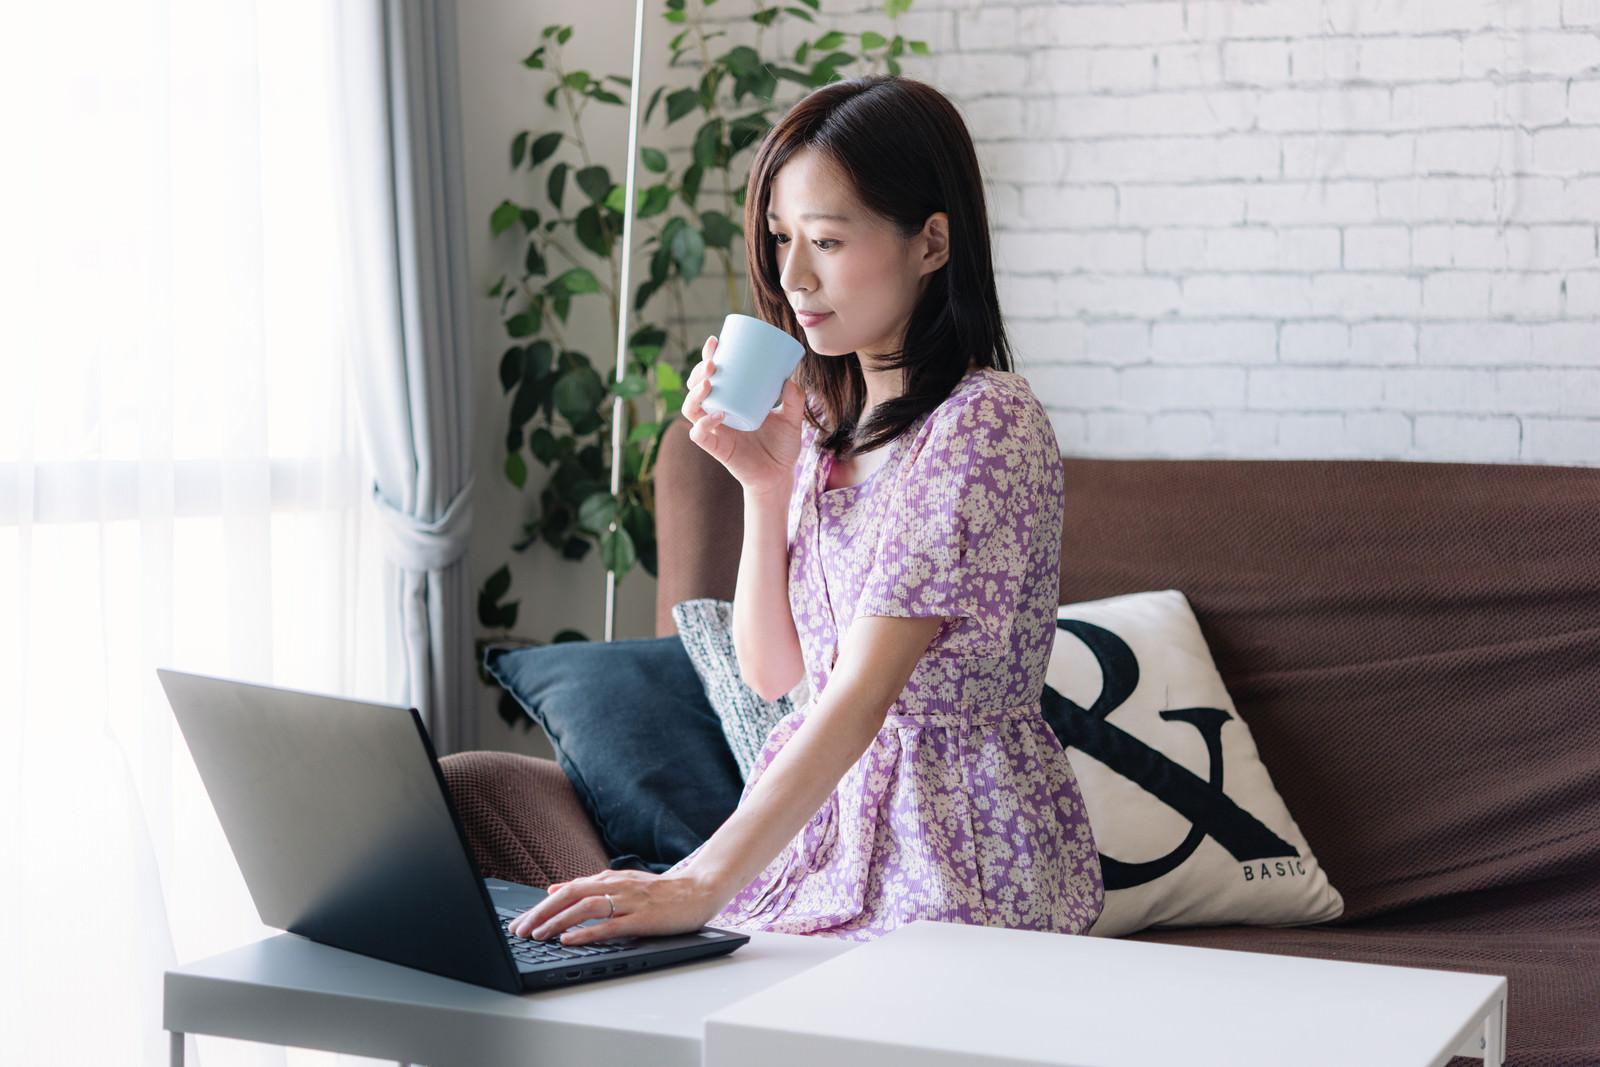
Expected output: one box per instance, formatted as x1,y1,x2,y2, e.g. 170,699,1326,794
708,368,1104,941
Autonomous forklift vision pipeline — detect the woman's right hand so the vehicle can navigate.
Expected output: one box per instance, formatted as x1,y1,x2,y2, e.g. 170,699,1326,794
681,334,804,498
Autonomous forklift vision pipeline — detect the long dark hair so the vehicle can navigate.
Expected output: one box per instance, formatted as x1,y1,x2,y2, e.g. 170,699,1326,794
744,76,1011,455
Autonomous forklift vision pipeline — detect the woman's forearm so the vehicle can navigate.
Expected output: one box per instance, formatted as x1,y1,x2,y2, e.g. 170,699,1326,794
730,485,805,700
681,613,944,907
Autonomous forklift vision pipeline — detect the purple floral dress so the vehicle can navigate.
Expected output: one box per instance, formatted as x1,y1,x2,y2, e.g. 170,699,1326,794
708,369,1104,941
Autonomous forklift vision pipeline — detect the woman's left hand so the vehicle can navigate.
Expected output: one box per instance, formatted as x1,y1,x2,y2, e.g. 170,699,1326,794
505,868,722,946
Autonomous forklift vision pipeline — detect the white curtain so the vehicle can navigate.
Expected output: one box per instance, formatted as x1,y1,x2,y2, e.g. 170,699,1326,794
1,3,388,1065
340,0,478,755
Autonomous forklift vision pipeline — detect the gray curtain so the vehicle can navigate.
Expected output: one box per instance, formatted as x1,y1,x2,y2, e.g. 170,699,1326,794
341,0,476,752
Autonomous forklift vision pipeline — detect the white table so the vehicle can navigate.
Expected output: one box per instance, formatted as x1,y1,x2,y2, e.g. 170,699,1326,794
167,923,1507,1067
163,929,851,1067
704,921,1508,1067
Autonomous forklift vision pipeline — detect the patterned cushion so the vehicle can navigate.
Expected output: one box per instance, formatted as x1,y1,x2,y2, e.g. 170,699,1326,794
1041,590,1344,937
671,598,804,781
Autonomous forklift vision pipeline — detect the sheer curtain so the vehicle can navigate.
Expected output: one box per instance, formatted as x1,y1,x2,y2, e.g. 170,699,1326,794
1,3,388,1065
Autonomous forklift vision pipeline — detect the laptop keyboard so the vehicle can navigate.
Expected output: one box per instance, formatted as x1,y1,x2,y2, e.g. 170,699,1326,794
497,907,635,966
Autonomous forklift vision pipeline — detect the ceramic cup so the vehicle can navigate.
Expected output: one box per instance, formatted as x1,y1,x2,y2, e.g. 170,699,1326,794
701,313,805,432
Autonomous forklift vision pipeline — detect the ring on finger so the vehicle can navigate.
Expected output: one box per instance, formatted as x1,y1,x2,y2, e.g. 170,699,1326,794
604,894,615,920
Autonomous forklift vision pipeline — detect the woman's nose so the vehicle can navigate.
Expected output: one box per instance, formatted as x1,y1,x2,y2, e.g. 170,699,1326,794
779,245,813,293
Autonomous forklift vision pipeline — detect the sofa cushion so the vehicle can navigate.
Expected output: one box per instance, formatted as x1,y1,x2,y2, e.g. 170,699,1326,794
671,598,799,780
1056,458,1600,922
1043,590,1343,937
484,638,743,871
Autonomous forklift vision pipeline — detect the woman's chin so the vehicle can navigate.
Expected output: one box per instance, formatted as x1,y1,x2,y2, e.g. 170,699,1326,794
804,335,853,358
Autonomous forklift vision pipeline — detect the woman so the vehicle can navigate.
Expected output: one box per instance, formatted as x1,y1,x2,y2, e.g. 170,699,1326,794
510,75,1102,944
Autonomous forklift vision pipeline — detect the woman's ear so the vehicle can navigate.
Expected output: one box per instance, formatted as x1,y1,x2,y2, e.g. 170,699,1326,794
918,212,950,275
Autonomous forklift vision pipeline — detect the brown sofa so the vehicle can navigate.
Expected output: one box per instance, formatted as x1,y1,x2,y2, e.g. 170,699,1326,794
457,421,1600,1065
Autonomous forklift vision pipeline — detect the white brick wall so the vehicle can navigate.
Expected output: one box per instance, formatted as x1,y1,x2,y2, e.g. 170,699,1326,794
855,0,1600,465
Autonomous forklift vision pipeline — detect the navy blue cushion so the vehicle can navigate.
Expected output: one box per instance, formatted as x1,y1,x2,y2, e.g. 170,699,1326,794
484,638,743,872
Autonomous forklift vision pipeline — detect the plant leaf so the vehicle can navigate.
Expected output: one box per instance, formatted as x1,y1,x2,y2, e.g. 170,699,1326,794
629,420,661,444
909,39,930,55
504,451,528,489
575,204,611,258
529,131,563,168
665,87,700,124
522,46,547,69
490,200,521,236
860,30,887,49
550,267,602,295
564,71,591,91
547,162,568,210
699,210,741,250
578,491,618,534
511,131,529,169
499,346,524,392
655,361,685,392
671,225,706,284
614,374,649,399
505,311,537,338
638,183,672,218
576,165,611,204
692,119,723,169
813,30,846,50
728,112,770,153
809,51,854,86
484,563,512,602
529,426,561,464
644,84,666,124
553,364,606,427
599,527,637,576
681,163,704,207
524,241,547,276
641,146,668,173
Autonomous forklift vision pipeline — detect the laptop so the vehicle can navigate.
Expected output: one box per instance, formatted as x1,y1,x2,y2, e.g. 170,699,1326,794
157,669,749,994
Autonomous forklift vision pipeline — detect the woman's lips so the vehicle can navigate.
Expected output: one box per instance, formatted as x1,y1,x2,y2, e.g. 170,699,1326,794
794,310,831,328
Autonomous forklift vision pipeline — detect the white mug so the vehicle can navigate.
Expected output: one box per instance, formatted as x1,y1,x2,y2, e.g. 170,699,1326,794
701,313,805,431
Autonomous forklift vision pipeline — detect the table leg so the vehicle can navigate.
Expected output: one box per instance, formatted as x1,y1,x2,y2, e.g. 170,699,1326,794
1484,1004,1503,1067
169,1031,184,1067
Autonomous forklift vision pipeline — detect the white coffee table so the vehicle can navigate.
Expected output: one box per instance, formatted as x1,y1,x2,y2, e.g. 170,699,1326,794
164,928,851,1066
703,921,1507,1067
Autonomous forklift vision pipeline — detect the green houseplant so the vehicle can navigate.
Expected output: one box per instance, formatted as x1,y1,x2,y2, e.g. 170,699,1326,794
479,0,928,717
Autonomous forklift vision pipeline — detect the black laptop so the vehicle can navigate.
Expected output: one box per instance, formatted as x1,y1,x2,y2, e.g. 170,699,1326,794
157,669,748,994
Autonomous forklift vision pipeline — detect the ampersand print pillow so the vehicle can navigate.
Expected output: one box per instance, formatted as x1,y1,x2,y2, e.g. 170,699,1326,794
1042,590,1344,938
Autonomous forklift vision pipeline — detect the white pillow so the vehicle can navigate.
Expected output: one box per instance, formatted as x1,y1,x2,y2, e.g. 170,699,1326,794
1043,590,1344,937
671,598,806,781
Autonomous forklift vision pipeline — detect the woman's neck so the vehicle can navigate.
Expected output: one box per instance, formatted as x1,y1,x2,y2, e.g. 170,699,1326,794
857,356,903,427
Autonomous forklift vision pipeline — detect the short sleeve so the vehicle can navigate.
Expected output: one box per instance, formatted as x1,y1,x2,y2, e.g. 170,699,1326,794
853,377,1062,658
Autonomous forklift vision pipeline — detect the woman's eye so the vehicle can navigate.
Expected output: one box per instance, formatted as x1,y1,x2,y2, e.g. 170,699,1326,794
771,232,790,246
813,239,839,251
